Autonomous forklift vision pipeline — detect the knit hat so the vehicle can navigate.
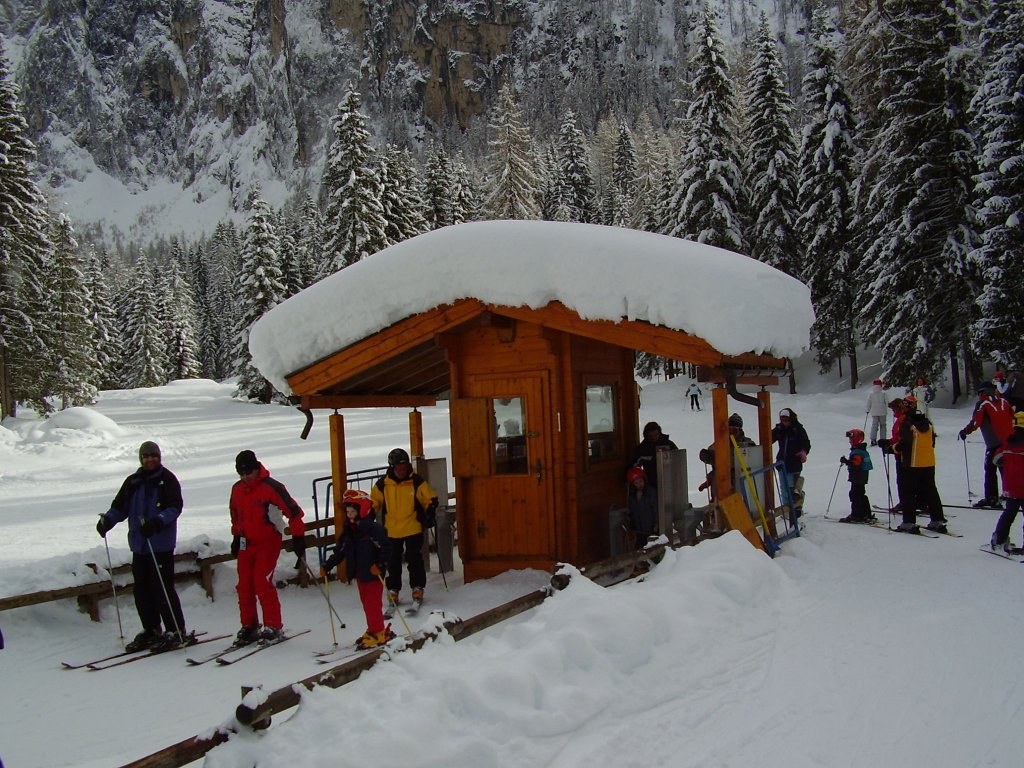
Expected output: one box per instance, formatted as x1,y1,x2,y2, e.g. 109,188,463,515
779,408,792,419
642,421,662,437
728,413,743,429
139,441,161,459
235,450,259,474
873,379,883,386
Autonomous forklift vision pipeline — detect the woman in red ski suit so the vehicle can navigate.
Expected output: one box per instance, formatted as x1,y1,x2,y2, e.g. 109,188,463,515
229,450,306,641
991,413,1024,551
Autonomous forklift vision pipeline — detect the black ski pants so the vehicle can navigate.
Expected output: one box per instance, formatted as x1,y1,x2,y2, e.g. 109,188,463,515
848,479,871,518
131,550,185,635
902,466,944,525
385,532,425,593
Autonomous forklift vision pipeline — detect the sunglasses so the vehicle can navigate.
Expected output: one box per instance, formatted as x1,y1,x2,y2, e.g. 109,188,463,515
141,453,160,458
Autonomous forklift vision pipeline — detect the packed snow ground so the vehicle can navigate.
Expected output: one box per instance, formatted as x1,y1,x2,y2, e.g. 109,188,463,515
1,365,1022,768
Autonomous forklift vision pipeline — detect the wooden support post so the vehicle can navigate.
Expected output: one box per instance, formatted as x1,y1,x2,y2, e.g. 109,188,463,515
329,413,347,537
712,387,730,528
409,408,424,459
757,389,777,535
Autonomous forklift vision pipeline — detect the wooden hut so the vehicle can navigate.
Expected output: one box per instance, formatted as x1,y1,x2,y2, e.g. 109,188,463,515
250,222,813,580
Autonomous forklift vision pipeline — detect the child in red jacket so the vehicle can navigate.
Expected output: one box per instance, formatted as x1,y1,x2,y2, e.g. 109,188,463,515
991,412,1024,553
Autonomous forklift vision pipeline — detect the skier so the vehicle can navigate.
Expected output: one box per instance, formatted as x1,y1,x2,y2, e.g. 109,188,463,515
772,408,810,517
895,399,947,533
685,381,703,411
372,448,438,616
630,421,678,488
865,379,888,446
229,449,306,644
877,397,909,512
625,467,658,550
321,489,394,649
697,414,754,498
958,382,1014,508
839,428,875,523
990,412,1024,553
907,375,935,417
993,370,1010,398
96,441,188,652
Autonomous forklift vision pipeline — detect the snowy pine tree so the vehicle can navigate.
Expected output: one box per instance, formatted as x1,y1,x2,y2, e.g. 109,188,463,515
120,254,167,389
84,248,123,391
321,89,388,272
796,7,861,384
46,215,97,408
160,258,202,381
0,44,52,417
233,197,285,403
554,110,598,223
970,0,1024,371
296,195,325,288
858,0,980,389
423,144,455,230
668,9,746,252
484,84,542,220
743,14,799,276
379,145,427,244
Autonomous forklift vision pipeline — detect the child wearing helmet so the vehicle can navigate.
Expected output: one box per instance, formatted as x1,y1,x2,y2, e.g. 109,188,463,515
839,429,875,523
321,489,394,649
990,412,1024,554
625,467,658,549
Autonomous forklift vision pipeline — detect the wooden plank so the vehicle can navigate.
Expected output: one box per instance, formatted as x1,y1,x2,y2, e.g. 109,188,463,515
301,395,436,409
718,492,767,552
450,398,492,477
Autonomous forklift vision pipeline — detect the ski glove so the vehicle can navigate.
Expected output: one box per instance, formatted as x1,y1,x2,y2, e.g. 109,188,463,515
230,535,240,557
140,517,162,538
370,563,384,577
958,429,968,441
839,456,849,465
96,517,112,538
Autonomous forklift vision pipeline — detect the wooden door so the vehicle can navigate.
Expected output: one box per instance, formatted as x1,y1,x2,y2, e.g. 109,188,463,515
460,372,555,560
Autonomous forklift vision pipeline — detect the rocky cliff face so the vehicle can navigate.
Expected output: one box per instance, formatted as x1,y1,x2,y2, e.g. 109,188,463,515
0,0,818,241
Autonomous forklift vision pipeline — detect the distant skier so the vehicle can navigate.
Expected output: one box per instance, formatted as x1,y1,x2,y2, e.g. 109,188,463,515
96,441,188,652
990,412,1024,554
958,383,1014,508
839,428,875,523
865,379,888,446
907,375,935,417
685,381,703,411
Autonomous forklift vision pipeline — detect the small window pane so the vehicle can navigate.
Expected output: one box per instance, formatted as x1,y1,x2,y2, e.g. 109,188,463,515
585,384,619,460
494,397,528,474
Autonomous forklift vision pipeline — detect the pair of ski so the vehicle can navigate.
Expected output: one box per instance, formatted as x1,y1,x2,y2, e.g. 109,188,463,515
311,630,416,665
62,631,230,670
827,516,943,538
186,628,310,666
384,598,422,619
870,506,963,537
979,545,1024,563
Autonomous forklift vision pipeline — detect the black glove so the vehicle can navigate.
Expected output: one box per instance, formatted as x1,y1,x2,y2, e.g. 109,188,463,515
423,499,438,530
876,438,891,450
230,535,240,557
839,456,849,465
140,517,162,538
96,517,112,538
292,535,306,567
958,429,968,441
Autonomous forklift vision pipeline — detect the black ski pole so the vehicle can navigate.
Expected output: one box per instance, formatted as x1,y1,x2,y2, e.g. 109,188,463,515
962,438,974,502
432,527,448,591
882,452,894,530
100,519,125,646
824,462,843,518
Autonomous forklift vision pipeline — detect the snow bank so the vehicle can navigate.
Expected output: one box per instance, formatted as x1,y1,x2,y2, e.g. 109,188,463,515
249,221,815,394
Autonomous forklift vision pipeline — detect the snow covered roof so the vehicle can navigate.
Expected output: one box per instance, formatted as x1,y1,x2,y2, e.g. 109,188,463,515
249,221,814,396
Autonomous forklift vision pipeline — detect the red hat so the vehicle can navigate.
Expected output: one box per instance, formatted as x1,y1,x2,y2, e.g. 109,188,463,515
994,371,1006,380
873,379,883,386
626,467,647,484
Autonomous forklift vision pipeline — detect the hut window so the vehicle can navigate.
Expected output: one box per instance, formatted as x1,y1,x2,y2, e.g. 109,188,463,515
493,397,528,474
585,383,619,460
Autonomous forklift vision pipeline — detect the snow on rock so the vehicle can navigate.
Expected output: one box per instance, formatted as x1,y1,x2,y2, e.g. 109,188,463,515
249,221,815,395
13,406,124,446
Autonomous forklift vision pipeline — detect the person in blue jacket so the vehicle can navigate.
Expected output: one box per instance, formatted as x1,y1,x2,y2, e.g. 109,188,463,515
772,408,811,517
96,441,187,652
839,428,876,523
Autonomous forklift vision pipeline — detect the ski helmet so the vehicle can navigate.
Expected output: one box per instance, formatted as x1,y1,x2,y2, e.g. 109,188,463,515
387,448,411,467
342,488,373,518
903,395,918,409
994,371,1006,381
845,428,864,443
626,467,647,484
1014,411,1024,430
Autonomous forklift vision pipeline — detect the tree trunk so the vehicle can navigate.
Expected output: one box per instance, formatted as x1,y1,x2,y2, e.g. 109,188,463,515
788,358,797,394
848,348,859,390
0,346,14,419
949,345,962,405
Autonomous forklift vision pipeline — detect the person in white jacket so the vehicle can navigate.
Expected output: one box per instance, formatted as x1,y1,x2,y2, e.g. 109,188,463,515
866,379,889,446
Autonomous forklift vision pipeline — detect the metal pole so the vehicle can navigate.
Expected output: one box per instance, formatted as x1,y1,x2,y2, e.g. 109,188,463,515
101,521,125,646
324,571,337,646
379,572,412,636
824,462,843,518
146,538,183,639
433,527,448,591
963,438,975,501
303,563,347,629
